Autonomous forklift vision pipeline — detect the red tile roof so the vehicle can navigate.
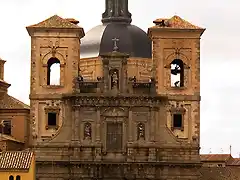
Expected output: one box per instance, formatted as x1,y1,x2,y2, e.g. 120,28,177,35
0,151,33,170
200,154,232,162
0,93,29,109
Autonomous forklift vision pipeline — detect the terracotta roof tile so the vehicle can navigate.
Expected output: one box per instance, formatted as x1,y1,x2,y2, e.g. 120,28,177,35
0,94,29,110
0,151,33,170
27,15,81,29
200,154,232,162
151,15,203,29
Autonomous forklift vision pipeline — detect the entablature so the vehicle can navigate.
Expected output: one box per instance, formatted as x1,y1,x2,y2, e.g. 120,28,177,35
62,94,167,108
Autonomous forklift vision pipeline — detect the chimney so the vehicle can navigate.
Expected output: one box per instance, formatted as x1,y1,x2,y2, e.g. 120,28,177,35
0,58,6,80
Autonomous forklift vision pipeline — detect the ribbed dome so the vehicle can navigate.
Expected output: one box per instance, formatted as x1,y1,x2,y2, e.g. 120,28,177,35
80,23,152,59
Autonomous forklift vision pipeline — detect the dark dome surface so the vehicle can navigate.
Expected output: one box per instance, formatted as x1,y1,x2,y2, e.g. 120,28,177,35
80,23,152,59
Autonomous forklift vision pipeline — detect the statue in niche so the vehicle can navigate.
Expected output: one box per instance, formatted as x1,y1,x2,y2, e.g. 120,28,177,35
137,123,145,140
111,70,119,89
84,123,92,139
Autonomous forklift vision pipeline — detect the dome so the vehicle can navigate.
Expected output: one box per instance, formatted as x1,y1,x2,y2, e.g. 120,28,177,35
80,23,152,59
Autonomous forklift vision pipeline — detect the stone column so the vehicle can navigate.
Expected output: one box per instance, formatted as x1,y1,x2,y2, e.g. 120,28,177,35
128,108,133,141
122,59,128,93
103,63,109,93
71,106,76,142
74,107,80,141
96,107,101,142
150,107,155,142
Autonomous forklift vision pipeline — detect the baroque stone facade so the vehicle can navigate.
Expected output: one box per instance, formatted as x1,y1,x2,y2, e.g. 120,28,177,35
26,1,205,179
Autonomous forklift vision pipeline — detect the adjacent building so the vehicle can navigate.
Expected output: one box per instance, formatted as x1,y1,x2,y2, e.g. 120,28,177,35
0,58,30,151
0,151,35,180
200,154,240,179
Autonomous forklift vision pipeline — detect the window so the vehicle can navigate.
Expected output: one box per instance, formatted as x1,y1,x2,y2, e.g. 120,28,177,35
0,120,12,135
16,175,21,180
173,114,183,129
47,58,60,85
171,59,184,87
9,175,14,180
106,122,123,151
48,112,57,126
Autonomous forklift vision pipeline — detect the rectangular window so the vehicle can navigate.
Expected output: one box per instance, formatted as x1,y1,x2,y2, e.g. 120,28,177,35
106,122,123,151
47,112,57,126
173,114,183,128
0,120,11,135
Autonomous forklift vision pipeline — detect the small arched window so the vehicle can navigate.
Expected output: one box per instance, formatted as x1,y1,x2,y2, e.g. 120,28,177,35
47,57,60,85
170,59,184,87
9,175,14,180
16,175,21,180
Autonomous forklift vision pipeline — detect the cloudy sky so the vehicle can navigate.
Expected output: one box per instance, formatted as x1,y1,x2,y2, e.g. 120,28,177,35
0,0,239,157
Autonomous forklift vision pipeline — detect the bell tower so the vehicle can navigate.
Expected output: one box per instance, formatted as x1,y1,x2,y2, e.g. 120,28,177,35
148,16,205,178
26,15,85,144
148,16,205,141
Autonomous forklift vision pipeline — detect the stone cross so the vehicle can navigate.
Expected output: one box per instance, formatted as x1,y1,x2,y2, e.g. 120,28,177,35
112,37,119,52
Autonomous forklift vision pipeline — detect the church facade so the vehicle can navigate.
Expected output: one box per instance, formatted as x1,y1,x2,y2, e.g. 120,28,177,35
26,0,205,179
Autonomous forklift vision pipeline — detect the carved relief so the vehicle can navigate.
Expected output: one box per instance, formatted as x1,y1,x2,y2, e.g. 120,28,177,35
48,40,60,57
45,100,61,107
102,107,127,117
40,39,67,64
84,123,92,140
169,101,186,114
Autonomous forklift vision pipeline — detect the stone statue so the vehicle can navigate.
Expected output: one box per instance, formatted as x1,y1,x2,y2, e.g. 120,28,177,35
111,71,119,89
84,123,92,139
137,123,145,140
